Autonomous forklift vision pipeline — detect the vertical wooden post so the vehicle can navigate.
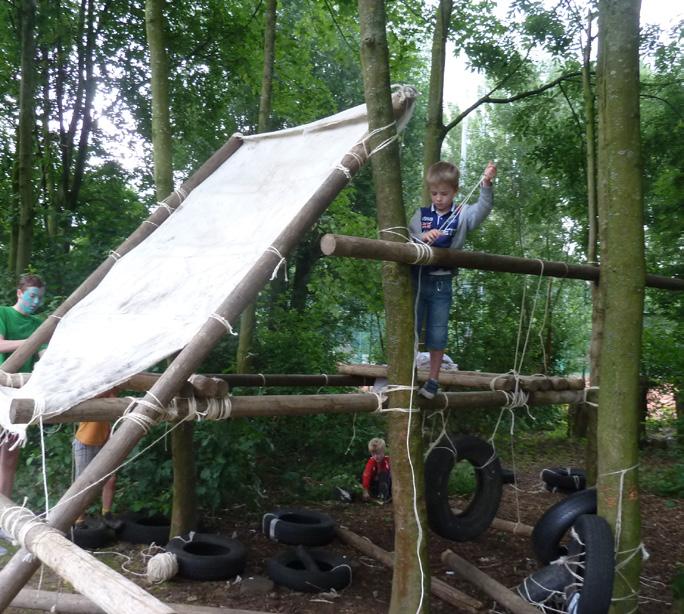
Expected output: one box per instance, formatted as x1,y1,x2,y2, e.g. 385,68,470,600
357,2,429,613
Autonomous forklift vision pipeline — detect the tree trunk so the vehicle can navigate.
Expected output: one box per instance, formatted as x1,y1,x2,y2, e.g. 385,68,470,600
676,386,683,448
358,2,429,612
14,0,37,276
421,0,453,203
236,0,277,374
596,1,644,611
145,0,194,538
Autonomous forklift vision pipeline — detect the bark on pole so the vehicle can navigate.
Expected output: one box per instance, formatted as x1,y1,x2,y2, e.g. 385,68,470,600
596,1,644,611
357,2,429,612
145,0,195,539
0,495,174,614
0,90,417,608
319,234,683,290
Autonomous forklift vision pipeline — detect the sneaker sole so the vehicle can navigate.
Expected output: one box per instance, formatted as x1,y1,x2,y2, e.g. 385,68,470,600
418,389,436,400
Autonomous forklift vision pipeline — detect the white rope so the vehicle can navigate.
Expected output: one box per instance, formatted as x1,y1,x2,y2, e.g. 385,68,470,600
265,246,288,281
209,313,239,336
154,202,174,214
409,241,432,265
147,552,179,583
598,463,639,554
378,226,410,241
108,250,122,261
142,220,159,228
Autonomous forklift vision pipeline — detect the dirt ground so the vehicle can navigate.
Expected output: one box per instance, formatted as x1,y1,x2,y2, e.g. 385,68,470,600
2,442,682,613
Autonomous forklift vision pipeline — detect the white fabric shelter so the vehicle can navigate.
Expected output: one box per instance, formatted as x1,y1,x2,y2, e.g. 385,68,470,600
0,97,412,441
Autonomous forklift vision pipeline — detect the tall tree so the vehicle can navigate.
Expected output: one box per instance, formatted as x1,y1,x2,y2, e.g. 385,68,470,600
236,0,277,374
12,0,38,275
358,2,429,612
596,1,644,611
145,0,196,537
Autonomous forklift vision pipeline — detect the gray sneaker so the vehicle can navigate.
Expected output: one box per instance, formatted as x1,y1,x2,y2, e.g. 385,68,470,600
418,378,439,399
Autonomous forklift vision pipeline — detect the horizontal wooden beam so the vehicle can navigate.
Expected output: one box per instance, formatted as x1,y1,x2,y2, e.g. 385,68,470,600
12,588,273,614
10,388,596,425
320,233,684,291
337,363,585,392
206,372,372,387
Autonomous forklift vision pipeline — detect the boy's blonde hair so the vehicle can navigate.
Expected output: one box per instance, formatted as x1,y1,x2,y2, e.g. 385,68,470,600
368,437,386,453
426,161,460,190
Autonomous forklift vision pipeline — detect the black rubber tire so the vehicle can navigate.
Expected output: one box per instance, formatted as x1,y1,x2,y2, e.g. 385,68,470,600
532,488,597,564
541,467,587,493
501,468,516,485
165,533,247,581
516,562,574,606
266,548,352,592
568,514,615,614
69,518,115,550
118,511,171,546
262,509,335,546
424,434,503,542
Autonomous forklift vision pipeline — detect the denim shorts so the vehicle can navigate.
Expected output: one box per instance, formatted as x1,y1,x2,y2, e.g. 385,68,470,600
413,270,453,350
73,440,104,479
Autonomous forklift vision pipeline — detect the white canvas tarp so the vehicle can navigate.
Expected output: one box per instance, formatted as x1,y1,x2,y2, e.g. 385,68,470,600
0,91,415,441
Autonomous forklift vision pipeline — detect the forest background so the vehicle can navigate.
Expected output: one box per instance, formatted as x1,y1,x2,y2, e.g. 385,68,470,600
0,0,681,516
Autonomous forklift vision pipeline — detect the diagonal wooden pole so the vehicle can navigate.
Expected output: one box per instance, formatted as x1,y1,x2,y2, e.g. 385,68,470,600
0,494,174,614
0,89,417,608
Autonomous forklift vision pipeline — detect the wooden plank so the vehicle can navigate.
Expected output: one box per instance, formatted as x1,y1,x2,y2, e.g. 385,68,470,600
335,526,483,613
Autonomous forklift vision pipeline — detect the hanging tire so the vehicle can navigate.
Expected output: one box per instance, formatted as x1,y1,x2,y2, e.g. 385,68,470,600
165,533,247,581
565,514,615,614
532,488,597,564
516,561,575,607
266,547,352,592
424,434,503,542
69,517,115,550
262,509,335,546
541,467,587,493
118,511,171,546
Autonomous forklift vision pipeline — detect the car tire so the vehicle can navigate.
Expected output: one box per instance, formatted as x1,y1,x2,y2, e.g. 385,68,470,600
424,434,503,541
532,489,597,564
541,467,587,493
266,547,352,592
118,511,171,546
262,509,335,546
165,533,247,581
70,517,114,550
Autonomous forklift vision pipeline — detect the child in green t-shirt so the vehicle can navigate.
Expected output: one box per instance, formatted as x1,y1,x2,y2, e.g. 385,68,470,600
0,274,46,502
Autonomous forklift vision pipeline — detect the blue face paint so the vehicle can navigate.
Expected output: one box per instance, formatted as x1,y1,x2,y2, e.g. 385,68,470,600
18,287,44,315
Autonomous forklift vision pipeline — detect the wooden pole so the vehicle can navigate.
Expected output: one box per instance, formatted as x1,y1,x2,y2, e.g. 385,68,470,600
207,373,371,388
337,363,585,391
441,549,540,614
452,509,534,537
10,389,596,425
12,589,273,614
0,136,244,374
320,234,684,291
0,495,174,614
335,526,483,613
0,88,417,608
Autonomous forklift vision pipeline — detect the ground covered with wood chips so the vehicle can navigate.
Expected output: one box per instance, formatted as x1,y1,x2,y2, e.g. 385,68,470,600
2,435,681,613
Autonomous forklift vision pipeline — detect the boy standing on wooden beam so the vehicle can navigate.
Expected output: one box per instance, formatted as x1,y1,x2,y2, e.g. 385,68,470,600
408,161,497,399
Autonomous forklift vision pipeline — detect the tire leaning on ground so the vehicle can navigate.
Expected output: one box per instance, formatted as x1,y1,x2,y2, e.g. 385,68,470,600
266,546,352,592
532,488,597,564
165,533,247,581
118,511,171,546
565,514,615,614
424,434,503,542
262,508,336,546
541,467,587,493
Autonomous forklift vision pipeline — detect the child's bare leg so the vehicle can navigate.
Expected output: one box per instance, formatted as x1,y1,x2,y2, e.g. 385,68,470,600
102,474,116,513
0,444,20,498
